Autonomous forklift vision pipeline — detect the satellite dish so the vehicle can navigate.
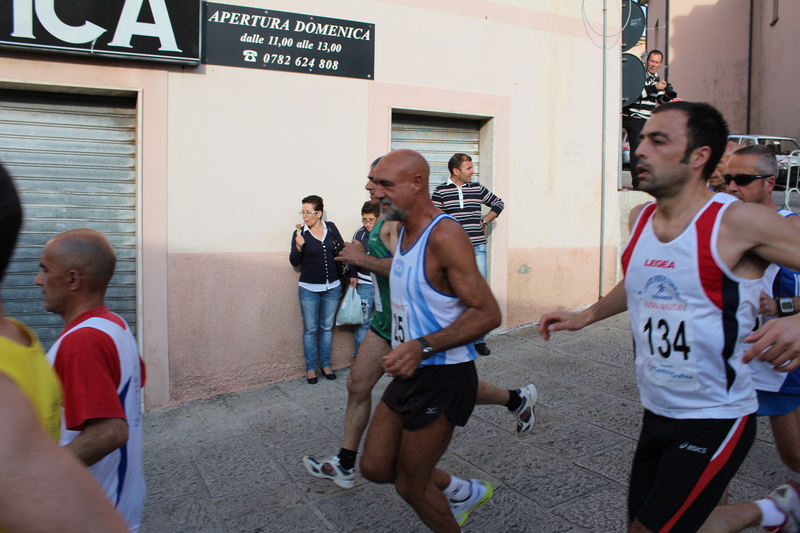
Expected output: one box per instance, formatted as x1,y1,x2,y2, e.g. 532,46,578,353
621,1,645,52
622,53,646,107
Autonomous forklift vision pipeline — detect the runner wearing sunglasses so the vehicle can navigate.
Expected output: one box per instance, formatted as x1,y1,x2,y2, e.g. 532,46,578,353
699,144,800,533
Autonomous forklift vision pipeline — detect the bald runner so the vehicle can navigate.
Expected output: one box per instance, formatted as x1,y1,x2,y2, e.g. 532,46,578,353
36,228,146,532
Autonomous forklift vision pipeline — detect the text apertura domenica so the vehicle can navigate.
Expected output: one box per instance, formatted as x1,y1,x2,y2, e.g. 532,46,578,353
206,11,371,41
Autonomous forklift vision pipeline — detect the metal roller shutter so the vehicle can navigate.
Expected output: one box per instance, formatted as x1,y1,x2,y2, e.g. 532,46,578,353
0,89,137,348
390,113,481,194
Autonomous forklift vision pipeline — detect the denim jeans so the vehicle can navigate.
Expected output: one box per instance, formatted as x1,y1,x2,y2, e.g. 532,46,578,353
353,282,374,356
474,243,487,343
298,285,341,370
474,243,487,279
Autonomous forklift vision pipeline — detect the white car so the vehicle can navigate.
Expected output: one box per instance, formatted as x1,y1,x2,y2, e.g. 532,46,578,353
728,135,800,188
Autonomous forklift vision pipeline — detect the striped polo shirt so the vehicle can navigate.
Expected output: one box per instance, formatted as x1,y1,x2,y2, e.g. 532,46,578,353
431,178,504,246
625,71,662,121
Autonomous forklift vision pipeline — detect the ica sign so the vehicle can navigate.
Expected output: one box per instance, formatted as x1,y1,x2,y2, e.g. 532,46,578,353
0,0,201,64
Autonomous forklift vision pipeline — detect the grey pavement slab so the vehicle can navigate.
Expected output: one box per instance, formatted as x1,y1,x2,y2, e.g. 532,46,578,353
140,315,789,532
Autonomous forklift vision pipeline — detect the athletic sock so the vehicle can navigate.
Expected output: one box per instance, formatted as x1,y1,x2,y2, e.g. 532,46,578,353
756,498,786,528
506,389,522,412
443,476,471,502
337,448,358,471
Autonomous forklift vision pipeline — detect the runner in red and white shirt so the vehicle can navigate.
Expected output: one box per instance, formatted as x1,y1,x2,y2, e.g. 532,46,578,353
540,102,800,533
36,229,146,532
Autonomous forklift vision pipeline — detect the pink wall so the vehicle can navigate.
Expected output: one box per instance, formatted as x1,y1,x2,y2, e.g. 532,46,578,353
659,0,751,133
751,1,800,141
647,0,799,140
167,252,355,404
0,0,624,410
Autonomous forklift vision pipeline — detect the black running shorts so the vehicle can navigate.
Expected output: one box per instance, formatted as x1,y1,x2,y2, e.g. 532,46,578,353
628,409,756,532
382,361,478,431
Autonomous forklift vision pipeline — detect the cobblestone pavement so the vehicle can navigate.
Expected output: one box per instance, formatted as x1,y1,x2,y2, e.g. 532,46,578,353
141,315,792,532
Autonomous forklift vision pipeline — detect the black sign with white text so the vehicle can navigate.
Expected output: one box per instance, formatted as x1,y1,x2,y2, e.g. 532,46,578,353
203,3,374,80
0,0,201,65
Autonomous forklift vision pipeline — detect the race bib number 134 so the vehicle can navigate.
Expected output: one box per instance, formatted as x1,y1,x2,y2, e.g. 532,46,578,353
636,297,699,390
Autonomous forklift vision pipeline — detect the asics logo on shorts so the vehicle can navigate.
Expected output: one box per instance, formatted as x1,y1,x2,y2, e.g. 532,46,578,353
426,407,437,414
679,442,707,454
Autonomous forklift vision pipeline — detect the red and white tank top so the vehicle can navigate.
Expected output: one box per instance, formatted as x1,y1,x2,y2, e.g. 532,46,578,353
622,195,759,419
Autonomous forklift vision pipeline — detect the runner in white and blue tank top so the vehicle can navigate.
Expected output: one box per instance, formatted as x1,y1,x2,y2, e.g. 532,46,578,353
360,149,501,532
390,213,476,366
696,142,800,531
750,209,800,404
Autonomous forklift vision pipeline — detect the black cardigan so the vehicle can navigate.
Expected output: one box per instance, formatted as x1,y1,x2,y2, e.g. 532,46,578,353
289,221,344,285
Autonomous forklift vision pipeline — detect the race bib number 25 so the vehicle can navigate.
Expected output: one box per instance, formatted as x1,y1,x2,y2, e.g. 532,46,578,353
391,299,409,348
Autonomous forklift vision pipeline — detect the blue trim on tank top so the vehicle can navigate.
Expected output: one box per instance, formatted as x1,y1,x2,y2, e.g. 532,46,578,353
397,213,459,298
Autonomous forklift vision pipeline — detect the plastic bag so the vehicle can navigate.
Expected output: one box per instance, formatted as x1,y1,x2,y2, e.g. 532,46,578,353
336,286,364,325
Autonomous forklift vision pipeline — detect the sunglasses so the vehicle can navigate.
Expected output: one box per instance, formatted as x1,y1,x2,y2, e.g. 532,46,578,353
723,174,771,186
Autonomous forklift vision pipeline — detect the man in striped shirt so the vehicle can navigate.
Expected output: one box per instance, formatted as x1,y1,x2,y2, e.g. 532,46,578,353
624,50,668,190
431,153,504,356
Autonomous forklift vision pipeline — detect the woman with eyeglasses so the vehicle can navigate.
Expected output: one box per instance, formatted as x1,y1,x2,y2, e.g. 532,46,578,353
290,195,345,384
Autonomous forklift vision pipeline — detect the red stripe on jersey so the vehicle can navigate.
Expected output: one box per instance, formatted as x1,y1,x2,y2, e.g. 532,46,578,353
658,415,751,532
622,203,657,276
696,202,724,309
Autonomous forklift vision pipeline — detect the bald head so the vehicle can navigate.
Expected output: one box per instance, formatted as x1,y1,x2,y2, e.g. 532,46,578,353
47,229,116,291
378,149,430,186
373,150,433,221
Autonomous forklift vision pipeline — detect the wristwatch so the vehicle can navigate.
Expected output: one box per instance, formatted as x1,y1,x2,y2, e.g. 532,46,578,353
778,297,795,316
417,337,436,359
480,219,488,227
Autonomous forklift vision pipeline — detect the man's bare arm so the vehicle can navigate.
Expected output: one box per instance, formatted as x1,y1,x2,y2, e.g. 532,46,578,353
66,417,128,467
539,280,628,340
423,218,501,350
538,202,646,340
334,240,392,278
384,219,500,378
0,375,128,533
743,314,800,373
720,202,800,273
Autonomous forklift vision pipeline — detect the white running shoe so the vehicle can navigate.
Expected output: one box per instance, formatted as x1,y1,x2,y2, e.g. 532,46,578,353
302,455,355,489
512,384,538,437
766,480,800,533
450,479,494,527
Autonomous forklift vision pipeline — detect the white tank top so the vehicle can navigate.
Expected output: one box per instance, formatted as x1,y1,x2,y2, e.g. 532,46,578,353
47,316,145,532
390,214,475,366
622,195,760,419
748,208,800,393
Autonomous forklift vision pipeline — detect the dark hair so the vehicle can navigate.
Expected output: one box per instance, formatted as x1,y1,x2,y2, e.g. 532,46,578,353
370,156,383,168
0,163,22,283
732,145,780,178
652,101,730,180
301,195,323,213
447,153,472,175
361,201,380,217
647,49,663,61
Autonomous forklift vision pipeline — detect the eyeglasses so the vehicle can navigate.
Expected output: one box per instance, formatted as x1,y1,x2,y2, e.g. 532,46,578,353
299,210,319,216
723,174,771,186
361,218,377,224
